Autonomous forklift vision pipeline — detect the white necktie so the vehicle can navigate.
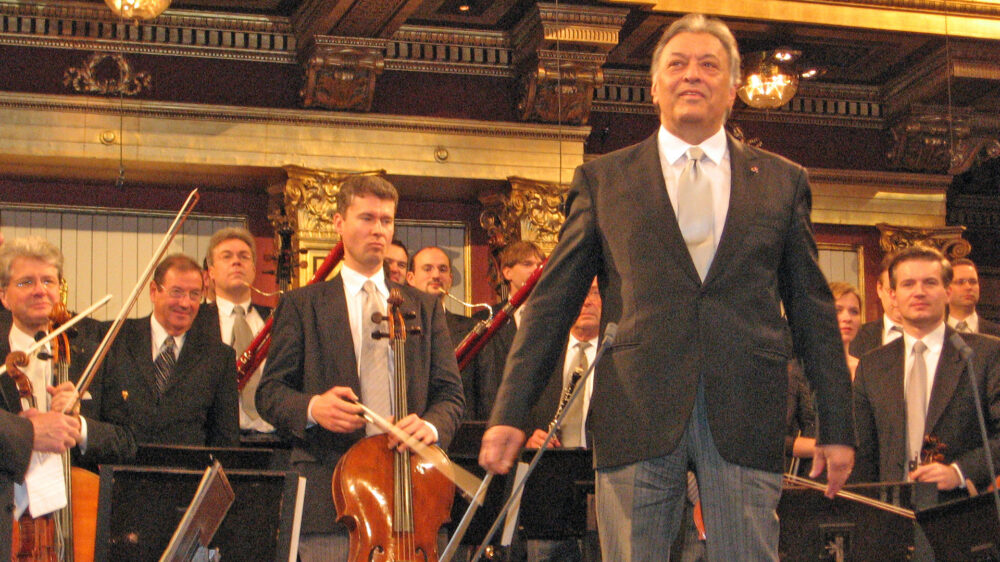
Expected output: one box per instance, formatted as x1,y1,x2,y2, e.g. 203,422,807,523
359,281,392,435
676,146,715,280
561,341,590,448
906,341,929,473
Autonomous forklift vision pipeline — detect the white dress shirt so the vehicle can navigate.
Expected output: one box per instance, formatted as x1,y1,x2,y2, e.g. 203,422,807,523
150,315,185,361
947,311,980,333
215,295,273,432
561,333,598,443
657,124,731,252
882,314,904,345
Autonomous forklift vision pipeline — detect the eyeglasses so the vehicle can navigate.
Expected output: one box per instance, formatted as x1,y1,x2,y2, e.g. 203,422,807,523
13,278,59,290
158,285,203,302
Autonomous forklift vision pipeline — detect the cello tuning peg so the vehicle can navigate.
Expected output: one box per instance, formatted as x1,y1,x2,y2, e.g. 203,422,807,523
402,311,417,320
371,312,387,323
408,326,422,336
36,351,53,361
371,331,389,340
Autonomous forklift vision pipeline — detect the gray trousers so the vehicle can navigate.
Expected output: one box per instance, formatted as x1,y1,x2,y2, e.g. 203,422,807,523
595,384,782,562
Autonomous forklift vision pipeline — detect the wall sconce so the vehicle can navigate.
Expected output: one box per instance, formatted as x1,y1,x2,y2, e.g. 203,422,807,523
737,49,801,109
104,0,172,20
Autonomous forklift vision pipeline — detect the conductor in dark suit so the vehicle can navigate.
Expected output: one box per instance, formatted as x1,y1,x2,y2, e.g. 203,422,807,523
480,13,855,561
94,254,239,447
256,175,464,562
947,258,1000,337
853,246,1000,498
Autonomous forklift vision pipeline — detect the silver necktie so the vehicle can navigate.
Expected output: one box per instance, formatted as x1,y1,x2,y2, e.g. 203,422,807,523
560,341,590,448
905,340,929,473
676,146,715,280
359,281,392,435
232,305,263,421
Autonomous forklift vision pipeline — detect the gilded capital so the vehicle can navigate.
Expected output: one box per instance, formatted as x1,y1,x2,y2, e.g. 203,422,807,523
876,222,971,260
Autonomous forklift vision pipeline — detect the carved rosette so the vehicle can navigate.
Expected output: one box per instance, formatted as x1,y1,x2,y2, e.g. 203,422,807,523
268,165,386,285
876,222,971,260
512,3,627,125
300,36,386,111
64,53,151,96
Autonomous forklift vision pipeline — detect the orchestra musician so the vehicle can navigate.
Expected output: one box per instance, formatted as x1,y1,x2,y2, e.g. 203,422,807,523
479,13,855,561
853,245,1000,500
384,239,409,286
90,254,239,446
406,245,477,344
256,175,464,561
193,227,275,435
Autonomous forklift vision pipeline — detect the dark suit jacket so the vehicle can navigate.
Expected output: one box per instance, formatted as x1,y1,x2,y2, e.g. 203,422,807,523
853,328,1000,494
94,316,239,447
256,275,464,534
445,310,477,347
978,317,1000,338
0,369,33,559
468,311,517,421
0,313,135,467
524,346,571,436
850,318,884,358
490,132,854,473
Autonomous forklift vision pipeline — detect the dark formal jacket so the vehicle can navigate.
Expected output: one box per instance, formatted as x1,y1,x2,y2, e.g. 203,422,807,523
93,316,239,447
850,318,885,358
0,380,33,559
256,275,464,534
445,310,477,347
523,344,573,438
0,312,135,467
852,327,1000,494
976,317,1000,338
468,309,517,421
490,132,855,473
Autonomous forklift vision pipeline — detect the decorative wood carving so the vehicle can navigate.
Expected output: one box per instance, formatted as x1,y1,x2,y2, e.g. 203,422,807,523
268,165,386,285
876,222,970,260
887,105,1000,175
300,36,385,111
63,53,150,96
512,3,627,125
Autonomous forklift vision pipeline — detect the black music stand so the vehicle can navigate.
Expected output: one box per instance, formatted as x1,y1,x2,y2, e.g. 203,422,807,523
514,448,593,541
778,481,936,561
95,465,301,562
916,493,1000,560
133,443,278,471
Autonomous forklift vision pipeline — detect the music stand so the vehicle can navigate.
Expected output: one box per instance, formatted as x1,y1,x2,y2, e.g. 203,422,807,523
133,443,278,471
160,461,234,562
916,493,1000,560
513,448,593,541
96,464,301,561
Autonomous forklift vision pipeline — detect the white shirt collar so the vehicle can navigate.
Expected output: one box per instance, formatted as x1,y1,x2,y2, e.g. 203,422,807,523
568,332,599,351
657,125,728,167
341,263,389,300
9,323,43,354
948,311,978,331
214,294,252,317
902,321,946,357
150,314,185,353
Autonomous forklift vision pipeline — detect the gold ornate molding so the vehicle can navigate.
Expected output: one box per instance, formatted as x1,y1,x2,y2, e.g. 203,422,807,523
512,3,627,125
300,36,386,111
876,222,970,260
887,105,1000,175
63,53,150,96
268,165,386,286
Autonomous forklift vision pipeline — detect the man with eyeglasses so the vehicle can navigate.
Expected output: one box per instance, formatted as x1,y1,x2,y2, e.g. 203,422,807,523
94,253,239,446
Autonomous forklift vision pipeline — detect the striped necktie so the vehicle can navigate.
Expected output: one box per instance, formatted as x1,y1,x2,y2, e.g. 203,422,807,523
154,336,176,394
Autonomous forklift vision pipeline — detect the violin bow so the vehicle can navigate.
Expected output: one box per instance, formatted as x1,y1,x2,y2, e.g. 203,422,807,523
354,401,483,501
0,294,112,377
68,189,200,411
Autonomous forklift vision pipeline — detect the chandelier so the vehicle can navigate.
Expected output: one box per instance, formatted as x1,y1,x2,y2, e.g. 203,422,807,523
737,49,801,109
104,0,172,20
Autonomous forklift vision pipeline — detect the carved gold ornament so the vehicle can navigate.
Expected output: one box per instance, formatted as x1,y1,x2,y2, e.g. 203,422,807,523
64,53,151,96
104,0,171,20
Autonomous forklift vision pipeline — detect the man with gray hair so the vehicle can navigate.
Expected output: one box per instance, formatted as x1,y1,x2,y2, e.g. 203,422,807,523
480,13,854,560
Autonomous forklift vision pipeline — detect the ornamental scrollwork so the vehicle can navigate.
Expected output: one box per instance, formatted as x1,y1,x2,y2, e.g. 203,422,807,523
64,53,151,96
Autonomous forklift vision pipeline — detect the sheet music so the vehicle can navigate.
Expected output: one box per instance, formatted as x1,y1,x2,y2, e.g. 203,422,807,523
288,476,306,562
19,451,67,519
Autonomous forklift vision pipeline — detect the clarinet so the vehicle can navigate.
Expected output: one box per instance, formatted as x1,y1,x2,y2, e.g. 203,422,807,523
548,365,584,435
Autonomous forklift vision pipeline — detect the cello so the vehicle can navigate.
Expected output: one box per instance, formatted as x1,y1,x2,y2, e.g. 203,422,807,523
332,288,455,561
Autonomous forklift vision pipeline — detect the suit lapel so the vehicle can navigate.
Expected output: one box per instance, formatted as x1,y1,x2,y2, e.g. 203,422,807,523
703,134,755,286
0,321,17,412
319,276,360,392
126,319,159,392
925,331,964,434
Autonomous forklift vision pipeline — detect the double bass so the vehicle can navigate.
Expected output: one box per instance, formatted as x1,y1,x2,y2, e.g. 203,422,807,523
332,288,455,561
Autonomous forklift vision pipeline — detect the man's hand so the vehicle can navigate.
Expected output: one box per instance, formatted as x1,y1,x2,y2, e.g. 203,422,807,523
23,408,81,453
479,425,527,475
387,413,436,451
525,429,560,449
811,444,855,498
909,462,963,491
47,382,80,416
311,386,365,433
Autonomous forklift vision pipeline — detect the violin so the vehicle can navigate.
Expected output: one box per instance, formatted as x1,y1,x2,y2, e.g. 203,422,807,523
332,288,455,561
6,348,58,562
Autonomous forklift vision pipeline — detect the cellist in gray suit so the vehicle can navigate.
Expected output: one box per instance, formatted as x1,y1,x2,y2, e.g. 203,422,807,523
480,13,855,562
